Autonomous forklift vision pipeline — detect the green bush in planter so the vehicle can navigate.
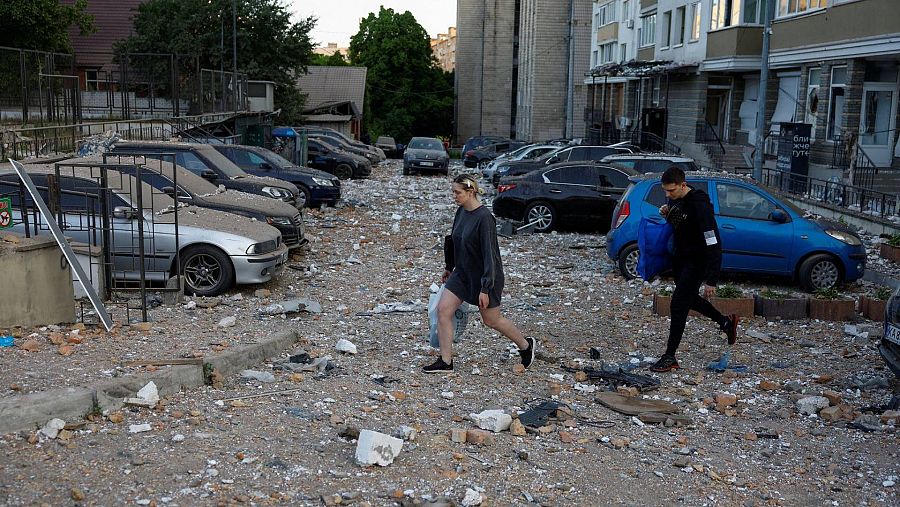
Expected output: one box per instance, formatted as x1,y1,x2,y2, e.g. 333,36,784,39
759,288,789,300
814,287,842,300
874,286,893,301
888,234,900,247
658,287,673,297
714,285,743,299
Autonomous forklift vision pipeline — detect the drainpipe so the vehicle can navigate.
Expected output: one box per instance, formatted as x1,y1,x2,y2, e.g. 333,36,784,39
564,0,575,139
753,0,773,181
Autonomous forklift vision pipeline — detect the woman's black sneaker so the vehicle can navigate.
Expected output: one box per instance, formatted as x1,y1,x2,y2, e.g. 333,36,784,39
650,355,680,372
519,337,538,369
423,357,453,374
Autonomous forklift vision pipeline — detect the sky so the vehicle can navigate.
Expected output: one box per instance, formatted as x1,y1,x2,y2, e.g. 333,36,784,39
288,1,457,48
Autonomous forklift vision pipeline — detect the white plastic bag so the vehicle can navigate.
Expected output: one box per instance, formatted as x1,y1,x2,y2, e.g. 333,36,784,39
428,284,474,348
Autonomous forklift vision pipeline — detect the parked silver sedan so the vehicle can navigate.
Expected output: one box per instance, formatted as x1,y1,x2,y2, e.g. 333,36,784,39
403,137,450,175
0,164,288,296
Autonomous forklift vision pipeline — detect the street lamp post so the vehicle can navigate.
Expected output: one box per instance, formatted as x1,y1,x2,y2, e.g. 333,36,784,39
232,0,238,112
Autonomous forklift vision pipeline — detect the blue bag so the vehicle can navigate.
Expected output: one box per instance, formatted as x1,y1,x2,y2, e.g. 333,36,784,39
636,217,673,281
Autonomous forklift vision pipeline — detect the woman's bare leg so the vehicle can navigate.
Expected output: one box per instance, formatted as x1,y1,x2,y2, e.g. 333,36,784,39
436,289,463,363
480,306,528,350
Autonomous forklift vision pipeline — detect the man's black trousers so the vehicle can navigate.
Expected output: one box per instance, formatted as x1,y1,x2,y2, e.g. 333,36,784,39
665,258,726,358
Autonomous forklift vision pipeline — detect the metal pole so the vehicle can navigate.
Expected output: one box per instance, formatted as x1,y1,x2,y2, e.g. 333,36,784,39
220,15,225,112
564,0,575,139
232,0,238,112
753,0,773,181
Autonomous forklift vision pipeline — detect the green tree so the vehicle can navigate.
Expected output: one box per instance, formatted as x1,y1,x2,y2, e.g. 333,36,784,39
117,0,314,123
349,7,454,143
310,51,349,66
0,0,95,52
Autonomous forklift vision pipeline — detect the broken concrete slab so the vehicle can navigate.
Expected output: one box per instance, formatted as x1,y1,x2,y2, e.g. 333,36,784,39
595,392,681,416
355,429,403,466
469,409,512,433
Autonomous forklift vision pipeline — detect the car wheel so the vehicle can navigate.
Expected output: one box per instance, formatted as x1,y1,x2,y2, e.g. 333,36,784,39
402,165,411,176
297,185,311,208
180,245,235,297
478,160,489,171
334,164,353,180
799,253,842,292
618,243,640,280
524,201,556,233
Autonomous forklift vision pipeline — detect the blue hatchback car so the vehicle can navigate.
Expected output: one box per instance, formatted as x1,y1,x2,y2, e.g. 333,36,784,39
606,173,866,291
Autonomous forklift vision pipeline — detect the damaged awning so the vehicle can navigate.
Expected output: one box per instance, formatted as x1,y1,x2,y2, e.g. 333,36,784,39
587,60,697,78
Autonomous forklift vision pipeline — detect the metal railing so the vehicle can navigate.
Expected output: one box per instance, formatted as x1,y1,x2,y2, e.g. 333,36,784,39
760,167,899,219
628,130,681,155
699,120,726,168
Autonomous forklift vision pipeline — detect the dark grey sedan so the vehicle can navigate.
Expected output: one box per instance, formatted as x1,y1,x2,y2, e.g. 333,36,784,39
403,137,449,175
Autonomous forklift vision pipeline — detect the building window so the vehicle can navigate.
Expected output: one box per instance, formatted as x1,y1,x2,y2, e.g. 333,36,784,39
640,14,656,46
622,0,630,22
598,1,616,26
600,42,617,64
620,43,627,63
826,66,847,141
661,11,672,48
777,0,824,18
690,2,701,40
84,70,101,92
710,0,739,30
674,6,686,45
592,50,599,68
771,73,800,126
594,12,600,29
805,67,820,141
652,76,662,107
743,0,763,24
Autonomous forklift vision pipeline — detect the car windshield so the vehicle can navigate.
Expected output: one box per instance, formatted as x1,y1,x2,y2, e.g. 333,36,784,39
257,149,295,169
409,139,443,150
535,147,563,161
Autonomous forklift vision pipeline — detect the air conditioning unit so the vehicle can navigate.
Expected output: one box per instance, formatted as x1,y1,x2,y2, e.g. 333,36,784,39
625,19,634,29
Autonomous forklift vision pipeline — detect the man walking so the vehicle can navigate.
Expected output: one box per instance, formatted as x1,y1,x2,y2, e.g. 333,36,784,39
651,167,738,372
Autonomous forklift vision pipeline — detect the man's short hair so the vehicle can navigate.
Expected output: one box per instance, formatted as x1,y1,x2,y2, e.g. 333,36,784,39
661,167,686,185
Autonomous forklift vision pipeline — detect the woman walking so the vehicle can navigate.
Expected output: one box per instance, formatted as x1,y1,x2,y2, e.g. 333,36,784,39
423,174,537,373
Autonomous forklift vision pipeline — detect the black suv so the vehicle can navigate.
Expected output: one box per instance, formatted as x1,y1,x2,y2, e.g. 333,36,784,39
110,141,301,208
306,138,372,180
213,144,341,208
493,144,637,186
464,140,527,168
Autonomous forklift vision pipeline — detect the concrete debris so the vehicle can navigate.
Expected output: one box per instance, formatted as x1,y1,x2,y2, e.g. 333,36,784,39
217,316,237,328
355,429,403,466
40,418,66,439
370,301,427,314
128,423,152,434
124,381,160,408
796,396,831,416
260,297,323,315
469,410,512,433
461,488,485,506
241,370,275,383
335,338,358,354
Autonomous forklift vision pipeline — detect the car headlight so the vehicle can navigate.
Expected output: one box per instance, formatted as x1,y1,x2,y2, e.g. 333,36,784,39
262,186,294,200
246,240,276,255
266,216,293,226
826,229,862,246
312,177,333,186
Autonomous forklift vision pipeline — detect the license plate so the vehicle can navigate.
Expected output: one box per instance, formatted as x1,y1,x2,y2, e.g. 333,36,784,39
419,161,433,166
887,323,900,346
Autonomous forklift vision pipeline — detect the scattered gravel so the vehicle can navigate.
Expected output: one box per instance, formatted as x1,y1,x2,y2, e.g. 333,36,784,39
0,160,897,506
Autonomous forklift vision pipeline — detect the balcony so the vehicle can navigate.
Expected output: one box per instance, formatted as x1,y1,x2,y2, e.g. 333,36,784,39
706,26,763,60
771,0,900,51
596,22,618,43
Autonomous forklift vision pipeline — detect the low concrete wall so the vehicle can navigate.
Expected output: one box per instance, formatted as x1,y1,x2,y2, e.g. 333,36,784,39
0,234,75,328
782,196,900,236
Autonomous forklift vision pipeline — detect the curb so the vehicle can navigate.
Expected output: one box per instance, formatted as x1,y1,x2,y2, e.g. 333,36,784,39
0,329,299,435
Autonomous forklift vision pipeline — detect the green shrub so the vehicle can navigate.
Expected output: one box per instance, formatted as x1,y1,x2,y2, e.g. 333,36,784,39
814,287,841,300
760,288,789,300
874,286,893,300
658,287,673,297
889,234,900,247
714,285,743,298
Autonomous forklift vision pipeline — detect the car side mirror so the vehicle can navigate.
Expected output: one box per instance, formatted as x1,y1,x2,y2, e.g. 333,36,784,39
161,186,177,197
112,206,137,220
200,169,217,181
770,209,788,223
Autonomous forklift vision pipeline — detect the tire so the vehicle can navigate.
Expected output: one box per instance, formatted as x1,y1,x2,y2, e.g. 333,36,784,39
798,253,842,292
180,245,235,297
297,185,311,209
334,163,353,180
524,201,557,233
402,165,411,176
617,243,640,280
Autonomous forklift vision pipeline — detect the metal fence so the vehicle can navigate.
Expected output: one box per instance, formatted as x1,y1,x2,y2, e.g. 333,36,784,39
1,47,248,124
760,167,899,219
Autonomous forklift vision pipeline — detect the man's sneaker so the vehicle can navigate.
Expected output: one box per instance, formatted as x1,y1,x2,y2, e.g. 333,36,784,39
721,314,739,345
650,355,680,372
423,357,453,374
519,337,538,369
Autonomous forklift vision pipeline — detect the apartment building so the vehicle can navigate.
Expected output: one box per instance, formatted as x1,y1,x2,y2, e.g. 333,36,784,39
455,0,592,144
431,27,457,72
586,0,900,178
